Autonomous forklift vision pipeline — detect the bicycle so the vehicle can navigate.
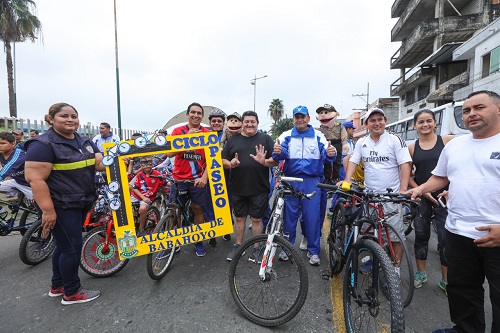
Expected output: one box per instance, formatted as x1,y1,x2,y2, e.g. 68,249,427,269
133,130,167,148
318,182,410,332
227,176,314,327
0,191,53,266
80,184,160,278
0,192,39,236
146,179,194,280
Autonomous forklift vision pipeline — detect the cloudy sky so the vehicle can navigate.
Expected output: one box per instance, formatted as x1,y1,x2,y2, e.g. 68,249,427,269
0,0,400,133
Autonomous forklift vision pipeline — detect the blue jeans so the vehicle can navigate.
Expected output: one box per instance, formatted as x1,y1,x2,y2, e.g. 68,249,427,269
51,206,89,296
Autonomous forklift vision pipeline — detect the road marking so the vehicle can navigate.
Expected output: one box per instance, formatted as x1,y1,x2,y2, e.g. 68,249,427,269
323,213,346,333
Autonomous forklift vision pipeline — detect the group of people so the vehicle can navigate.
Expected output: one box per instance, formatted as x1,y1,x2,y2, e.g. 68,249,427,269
0,90,498,333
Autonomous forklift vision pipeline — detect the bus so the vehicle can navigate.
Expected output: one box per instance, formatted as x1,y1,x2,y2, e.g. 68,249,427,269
386,101,470,144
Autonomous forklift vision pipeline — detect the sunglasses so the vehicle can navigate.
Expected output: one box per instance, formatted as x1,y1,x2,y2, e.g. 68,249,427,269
211,119,224,123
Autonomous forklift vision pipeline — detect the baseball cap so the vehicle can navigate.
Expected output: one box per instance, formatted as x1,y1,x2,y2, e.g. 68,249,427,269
365,108,385,120
227,112,242,121
292,106,309,116
343,121,356,129
316,103,337,114
13,130,23,135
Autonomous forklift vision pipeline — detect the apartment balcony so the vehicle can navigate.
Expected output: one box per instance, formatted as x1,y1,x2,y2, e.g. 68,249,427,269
391,14,484,69
426,72,469,103
391,0,472,41
391,67,436,96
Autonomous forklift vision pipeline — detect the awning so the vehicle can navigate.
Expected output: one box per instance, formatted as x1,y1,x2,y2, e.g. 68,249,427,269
421,43,463,67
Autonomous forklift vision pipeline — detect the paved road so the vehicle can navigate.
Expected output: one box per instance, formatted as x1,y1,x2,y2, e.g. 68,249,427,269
0,215,492,332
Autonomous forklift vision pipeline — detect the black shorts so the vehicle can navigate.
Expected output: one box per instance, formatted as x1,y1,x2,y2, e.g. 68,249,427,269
233,193,269,219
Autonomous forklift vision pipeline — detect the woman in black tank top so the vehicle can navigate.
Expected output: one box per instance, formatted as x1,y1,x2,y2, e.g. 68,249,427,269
408,109,454,295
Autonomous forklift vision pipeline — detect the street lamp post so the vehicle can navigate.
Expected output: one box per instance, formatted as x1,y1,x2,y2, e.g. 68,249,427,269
250,74,267,112
113,0,123,138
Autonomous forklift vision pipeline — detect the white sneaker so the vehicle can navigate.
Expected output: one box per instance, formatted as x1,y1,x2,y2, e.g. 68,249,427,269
309,254,320,266
299,237,307,251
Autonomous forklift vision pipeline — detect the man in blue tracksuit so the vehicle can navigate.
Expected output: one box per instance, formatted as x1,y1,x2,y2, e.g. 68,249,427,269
272,106,337,266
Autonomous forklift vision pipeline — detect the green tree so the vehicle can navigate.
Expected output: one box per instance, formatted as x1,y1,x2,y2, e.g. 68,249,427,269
268,98,284,124
270,118,293,139
0,0,42,117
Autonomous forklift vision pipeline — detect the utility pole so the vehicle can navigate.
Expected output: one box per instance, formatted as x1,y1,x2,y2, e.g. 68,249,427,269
250,75,267,112
352,82,370,111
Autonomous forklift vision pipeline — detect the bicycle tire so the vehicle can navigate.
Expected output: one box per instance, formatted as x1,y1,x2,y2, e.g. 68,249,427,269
329,199,346,276
145,206,161,234
18,219,56,265
228,234,308,327
343,239,405,333
382,223,414,308
18,208,39,236
80,226,129,278
146,213,177,280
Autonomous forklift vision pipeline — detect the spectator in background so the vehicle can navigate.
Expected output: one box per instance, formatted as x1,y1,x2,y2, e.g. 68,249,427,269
13,130,25,149
92,122,120,152
30,130,39,138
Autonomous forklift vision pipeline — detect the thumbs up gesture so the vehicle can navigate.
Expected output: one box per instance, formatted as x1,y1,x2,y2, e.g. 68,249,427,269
326,141,337,157
273,139,282,155
230,152,240,168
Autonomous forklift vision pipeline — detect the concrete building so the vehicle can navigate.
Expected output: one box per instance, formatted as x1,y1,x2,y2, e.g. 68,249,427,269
346,97,399,139
389,0,499,119
453,17,500,100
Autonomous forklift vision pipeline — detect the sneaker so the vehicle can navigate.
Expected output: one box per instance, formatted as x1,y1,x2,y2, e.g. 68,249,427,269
359,258,373,275
208,238,217,247
326,211,333,219
432,329,456,333
414,271,428,288
61,288,100,305
248,223,252,230
438,277,448,296
279,250,289,261
49,286,64,297
194,242,206,257
299,237,308,251
223,234,231,241
248,247,262,263
226,244,240,261
309,254,321,266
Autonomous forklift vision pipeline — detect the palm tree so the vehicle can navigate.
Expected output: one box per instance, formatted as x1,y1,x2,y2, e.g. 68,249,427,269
0,0,42,117
270,118,293,139
268,98,284,124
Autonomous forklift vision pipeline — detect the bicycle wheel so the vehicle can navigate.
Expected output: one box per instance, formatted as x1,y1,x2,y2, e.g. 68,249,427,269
382,223,414,308
144,206,161,234
152,197,167,218
228,234,308,327
146,213,177,280
329,199,347,276
343,239,405,333
18,207,39,236
80,226,129,277
19,219,56,265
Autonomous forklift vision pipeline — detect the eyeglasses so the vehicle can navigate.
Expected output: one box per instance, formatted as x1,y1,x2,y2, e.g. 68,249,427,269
141,161,153,165
210,119,224,123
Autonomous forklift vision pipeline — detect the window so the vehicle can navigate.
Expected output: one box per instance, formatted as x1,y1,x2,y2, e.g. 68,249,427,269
435,109,443,135
453,106,467,129
485,47,500,76
417,80,430,100
404,89,415,106
439,61,467,84
406,120,417,140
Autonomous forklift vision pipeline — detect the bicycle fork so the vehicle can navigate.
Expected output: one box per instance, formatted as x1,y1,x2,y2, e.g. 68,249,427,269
259,197,285,281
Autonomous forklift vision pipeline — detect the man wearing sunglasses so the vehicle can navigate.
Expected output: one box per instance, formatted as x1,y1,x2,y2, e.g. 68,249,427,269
208,108,226,142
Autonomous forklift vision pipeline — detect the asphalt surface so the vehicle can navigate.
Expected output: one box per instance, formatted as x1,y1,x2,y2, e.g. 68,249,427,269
0,214,492,333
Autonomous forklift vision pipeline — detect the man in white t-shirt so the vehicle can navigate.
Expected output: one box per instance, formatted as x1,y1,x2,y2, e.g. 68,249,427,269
92,122,121,152
408,90,500,333
342,108,411,273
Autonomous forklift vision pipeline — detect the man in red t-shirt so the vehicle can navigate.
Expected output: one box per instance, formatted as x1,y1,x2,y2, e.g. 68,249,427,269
166,102,212,257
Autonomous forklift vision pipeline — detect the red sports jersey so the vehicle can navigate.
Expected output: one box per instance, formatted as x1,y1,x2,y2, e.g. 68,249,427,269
131,170,164,201
171,125,209,180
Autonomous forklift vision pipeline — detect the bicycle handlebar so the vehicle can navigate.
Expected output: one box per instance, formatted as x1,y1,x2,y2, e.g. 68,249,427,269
281,176,303,183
